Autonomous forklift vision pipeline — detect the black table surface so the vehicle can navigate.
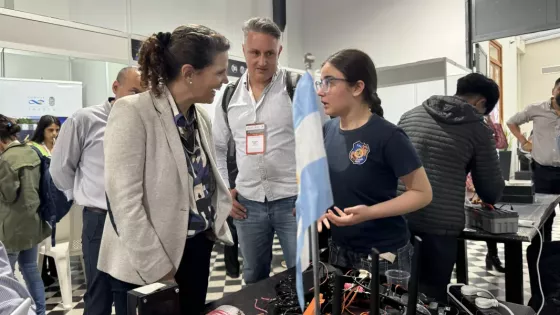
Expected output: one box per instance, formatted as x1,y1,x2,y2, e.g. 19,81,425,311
204,270,291,314
462,194,560,242
499,302,536,315
205,270,535,315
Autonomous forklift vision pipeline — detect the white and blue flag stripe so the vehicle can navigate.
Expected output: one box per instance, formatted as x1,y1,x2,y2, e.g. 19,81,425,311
292,72,333,310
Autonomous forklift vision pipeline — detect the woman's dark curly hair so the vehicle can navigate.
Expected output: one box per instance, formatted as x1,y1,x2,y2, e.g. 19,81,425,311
0,115,21,142
138,24,230,97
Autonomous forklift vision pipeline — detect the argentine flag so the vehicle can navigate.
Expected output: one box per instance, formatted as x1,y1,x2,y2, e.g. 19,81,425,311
292,72,333,310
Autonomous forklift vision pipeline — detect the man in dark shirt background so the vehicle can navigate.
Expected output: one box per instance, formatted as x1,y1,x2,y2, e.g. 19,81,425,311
398,73,505,302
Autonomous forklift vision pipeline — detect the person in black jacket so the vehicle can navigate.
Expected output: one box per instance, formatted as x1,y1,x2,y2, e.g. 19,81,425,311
398,73,505,302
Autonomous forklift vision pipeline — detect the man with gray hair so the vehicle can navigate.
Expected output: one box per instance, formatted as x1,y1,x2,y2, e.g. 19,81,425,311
51,67,143,315
213,17,298,284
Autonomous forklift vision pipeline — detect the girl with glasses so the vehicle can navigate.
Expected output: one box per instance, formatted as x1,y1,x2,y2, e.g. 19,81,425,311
316,49,433,273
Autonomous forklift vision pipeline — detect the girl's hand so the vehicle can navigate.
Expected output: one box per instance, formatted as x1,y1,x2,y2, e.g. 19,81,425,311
325,206,372,227
317,213,330,232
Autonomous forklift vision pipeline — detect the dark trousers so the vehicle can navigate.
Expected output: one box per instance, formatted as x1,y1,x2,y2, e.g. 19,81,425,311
532,161,559,242
83,208,113,315
224,216,240,276
111,231,215,315
486,241,498,256
412,232,458,304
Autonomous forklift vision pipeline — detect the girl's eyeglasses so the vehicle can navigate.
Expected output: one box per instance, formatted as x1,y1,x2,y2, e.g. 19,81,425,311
315,77,349,92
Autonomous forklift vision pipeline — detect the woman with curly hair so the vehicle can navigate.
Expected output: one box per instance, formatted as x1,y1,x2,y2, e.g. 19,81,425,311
98,25,233,315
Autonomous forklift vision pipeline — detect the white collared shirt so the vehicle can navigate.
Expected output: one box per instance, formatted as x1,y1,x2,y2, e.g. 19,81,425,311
51,100,112,210
213,69,297,202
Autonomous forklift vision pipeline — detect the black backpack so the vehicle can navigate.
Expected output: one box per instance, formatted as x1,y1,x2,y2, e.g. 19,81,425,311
30,146,73,246
221,71,301,187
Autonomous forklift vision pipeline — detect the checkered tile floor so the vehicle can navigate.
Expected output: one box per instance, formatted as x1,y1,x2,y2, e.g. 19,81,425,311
39,210,559,314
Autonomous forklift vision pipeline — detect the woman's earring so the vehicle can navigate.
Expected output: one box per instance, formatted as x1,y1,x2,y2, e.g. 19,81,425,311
189,80,193,85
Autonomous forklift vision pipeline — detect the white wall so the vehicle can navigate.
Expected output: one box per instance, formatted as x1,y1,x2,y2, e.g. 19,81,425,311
499,37,522,179
12,0,124,31
4,0,474,82
520,38,560,108
0,13,130,63
2,49,126,108
129,0,303,68
130,1,264,61
4,0,306,69
285,0,305,69
497,38,520,125
70,59,107,107
69,0,126,32
3,50,70,80
302,0,467,68
13,0,70,20
70,59,125,107
380,79,446,125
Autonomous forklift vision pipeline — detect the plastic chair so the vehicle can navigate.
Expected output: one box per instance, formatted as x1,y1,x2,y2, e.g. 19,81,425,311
37,204,85,310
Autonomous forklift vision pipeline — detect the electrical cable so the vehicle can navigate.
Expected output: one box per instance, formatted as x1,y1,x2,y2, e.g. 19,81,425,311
307,261,330,292
518,222,544,315
460,285,497,300
344,287,359,313
474,297,514,315
532,226,544,315
254,299,268,313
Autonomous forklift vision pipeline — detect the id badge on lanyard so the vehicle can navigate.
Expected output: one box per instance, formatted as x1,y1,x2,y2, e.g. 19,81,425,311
245,123,266,155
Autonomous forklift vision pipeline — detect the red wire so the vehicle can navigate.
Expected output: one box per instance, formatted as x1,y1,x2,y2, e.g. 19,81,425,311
254,299,268,313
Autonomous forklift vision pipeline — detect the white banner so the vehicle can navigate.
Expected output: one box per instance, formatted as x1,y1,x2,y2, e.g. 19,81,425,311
0,78,82,118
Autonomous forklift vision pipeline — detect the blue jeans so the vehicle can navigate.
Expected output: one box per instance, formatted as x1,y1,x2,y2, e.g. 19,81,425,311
8,246,46,315
235,195,297,284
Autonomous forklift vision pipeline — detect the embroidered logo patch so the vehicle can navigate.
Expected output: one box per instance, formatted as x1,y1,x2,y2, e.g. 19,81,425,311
349,141,370,165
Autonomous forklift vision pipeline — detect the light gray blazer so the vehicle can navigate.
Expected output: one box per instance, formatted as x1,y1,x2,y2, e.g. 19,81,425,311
98,90,233,285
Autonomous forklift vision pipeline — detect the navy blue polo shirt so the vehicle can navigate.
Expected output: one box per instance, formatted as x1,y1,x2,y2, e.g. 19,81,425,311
323,114,422,253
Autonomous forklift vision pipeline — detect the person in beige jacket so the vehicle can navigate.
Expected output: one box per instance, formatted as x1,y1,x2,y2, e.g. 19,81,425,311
98,24,233,315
